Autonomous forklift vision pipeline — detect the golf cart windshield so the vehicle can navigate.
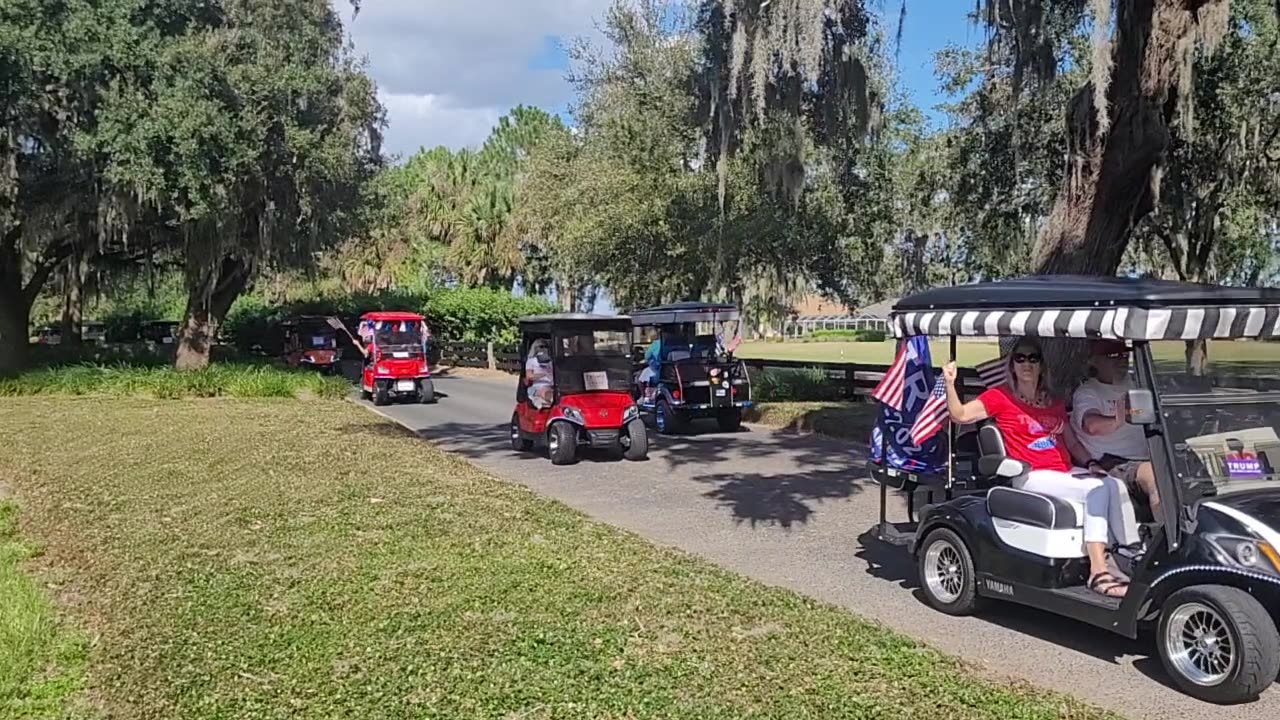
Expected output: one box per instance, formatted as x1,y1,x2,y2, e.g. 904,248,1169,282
1152,340,1280,495
374,321,425,355
553,329,632,392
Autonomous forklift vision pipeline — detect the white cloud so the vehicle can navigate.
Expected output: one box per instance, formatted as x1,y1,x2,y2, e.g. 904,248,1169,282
341,0,613,155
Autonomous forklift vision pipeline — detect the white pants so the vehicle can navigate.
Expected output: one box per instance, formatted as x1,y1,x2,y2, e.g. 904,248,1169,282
1014,469,1121,546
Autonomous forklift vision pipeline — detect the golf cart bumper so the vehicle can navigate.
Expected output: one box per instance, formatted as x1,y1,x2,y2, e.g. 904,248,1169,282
583,428,622,448
670,400,752,413
374,376,431,393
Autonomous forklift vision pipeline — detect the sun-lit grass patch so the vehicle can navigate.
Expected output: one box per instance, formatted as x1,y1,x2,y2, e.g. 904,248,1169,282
0,502,88,719
0,399,1118,719
0,364,348,400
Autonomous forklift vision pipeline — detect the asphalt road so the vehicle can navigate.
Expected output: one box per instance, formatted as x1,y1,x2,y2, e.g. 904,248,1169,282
358,371,1279,720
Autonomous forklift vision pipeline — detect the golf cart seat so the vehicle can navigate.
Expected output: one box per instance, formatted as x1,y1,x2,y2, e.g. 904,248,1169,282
979,424,1141,557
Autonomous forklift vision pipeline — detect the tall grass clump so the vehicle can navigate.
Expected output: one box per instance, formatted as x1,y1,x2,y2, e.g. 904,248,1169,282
0,364,348,400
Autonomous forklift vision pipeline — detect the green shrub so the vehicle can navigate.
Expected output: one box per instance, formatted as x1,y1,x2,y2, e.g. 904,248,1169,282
753,367,843,402
0,364,348,400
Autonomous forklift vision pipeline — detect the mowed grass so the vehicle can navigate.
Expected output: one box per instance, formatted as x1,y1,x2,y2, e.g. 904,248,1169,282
0,502,88,720
0,399,1118,719
0,363,348,399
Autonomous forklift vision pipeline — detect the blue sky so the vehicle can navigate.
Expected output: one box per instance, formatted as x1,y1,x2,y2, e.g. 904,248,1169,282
344,1,981,159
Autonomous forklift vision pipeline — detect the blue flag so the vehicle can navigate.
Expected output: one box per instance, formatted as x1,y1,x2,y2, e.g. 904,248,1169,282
870,336,947,473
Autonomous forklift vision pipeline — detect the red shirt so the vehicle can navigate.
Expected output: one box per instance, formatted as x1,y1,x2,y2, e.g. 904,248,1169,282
977,386,1071,472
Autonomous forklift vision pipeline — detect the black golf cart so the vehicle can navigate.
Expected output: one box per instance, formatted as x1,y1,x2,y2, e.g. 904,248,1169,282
629,302,752,434
873,275,1280,704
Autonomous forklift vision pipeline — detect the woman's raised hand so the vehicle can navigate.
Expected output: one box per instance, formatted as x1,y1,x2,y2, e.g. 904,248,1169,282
942,362,958,385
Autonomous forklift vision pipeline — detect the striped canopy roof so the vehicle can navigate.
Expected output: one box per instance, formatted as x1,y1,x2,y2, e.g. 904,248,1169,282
893,305,1280,340
891,277,1280,340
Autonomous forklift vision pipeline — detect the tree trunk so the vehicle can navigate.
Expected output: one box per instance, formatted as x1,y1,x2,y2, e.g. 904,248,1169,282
1185,338,1209,376
1033,1,1219,276
0,286,30,375
1032,1,1220,391
60,254,85,348
175,255,252,371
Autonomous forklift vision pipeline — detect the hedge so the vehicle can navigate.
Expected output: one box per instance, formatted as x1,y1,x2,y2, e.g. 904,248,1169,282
222,287,554,353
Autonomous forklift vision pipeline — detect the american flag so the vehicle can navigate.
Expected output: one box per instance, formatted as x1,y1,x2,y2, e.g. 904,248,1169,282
870,338,920,411
975,355,1007,389
909,376,949,445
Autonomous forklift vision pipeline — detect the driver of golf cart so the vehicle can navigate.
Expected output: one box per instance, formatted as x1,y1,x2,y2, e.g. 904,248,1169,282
942,337,1132,598
1071,339,1162,521
526,339,554,408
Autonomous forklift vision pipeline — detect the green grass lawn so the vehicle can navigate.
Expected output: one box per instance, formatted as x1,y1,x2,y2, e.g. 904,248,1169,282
0,398,1118,719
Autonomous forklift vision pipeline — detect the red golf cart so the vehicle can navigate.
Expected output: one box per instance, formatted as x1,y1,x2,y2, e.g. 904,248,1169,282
357,311,435,406
510,314,648,465
282,316,342,374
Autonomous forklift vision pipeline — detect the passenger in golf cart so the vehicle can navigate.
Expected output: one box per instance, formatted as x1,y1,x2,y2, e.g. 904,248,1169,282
872,275,1280,704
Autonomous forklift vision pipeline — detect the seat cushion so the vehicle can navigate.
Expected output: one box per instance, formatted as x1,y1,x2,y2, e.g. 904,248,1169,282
987,486,1082,530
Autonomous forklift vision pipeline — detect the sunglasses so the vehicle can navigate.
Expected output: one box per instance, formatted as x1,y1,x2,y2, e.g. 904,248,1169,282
1012,353,1042,365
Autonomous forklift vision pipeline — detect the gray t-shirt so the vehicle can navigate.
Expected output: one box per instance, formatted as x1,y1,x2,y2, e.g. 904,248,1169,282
1071,378,1150,461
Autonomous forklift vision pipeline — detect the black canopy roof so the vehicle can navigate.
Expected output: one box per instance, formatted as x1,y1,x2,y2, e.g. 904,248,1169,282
629,301,739,325
895,276,1280,312
518,314,632,334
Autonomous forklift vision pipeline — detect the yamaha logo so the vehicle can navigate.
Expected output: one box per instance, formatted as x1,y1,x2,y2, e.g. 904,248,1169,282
599,409,608,417
984,579,1014,596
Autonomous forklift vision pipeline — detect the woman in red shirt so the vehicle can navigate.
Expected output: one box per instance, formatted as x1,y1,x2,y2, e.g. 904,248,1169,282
942,337,1127,598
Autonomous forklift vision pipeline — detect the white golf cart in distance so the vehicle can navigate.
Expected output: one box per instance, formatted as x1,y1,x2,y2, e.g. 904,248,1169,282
872,275,1280,704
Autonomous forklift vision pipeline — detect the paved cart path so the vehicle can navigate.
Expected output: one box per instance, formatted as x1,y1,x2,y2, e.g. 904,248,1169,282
359,372,1278,720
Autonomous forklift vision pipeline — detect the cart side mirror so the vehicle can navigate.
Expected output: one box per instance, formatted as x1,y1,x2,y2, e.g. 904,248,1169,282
1125,389,1157,425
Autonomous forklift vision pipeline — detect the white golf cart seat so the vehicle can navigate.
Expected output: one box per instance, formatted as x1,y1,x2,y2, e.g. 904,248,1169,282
979,424,1141,559
666,349,691,362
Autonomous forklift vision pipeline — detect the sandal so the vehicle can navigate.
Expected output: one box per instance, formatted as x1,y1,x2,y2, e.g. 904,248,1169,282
1088,571,1128,598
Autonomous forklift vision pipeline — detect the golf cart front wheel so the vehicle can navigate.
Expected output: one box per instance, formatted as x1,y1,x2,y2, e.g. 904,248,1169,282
1157,585,1280,704
419,378,436,404
548,422,578,465
917,528,983,616
373,384,390,406
623,418,648,461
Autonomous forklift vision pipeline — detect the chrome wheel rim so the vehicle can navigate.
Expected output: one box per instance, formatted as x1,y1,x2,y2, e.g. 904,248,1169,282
510,419,520,446
923,540,965,604
548,431,560,453
1165,602,1236,687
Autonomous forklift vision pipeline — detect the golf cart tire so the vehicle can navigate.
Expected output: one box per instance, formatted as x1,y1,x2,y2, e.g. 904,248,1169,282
916,527,984,616
656,398,685,435
623,419,648,461
510,413,533,452
716,408,742,433
360,388,372,401
419,379,436,404
548,421,578,465
373,384,390,406
1156,585,1280,704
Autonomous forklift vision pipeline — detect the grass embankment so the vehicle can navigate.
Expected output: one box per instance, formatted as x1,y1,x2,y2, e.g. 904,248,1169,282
0,502,88,719
0,363,348,399
0,399,1116,719
745,402,879,442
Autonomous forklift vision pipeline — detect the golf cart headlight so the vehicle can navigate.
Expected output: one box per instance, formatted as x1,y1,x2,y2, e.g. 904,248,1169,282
709,367,720,377
376,364,390,374
561,406,583,423
1207,534,1280,574
623,405,639,421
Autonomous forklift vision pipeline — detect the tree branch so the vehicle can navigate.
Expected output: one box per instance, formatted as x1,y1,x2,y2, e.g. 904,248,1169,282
22,241,75,306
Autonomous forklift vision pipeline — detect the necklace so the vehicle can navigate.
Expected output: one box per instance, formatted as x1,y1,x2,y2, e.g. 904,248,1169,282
1013,385,1043,407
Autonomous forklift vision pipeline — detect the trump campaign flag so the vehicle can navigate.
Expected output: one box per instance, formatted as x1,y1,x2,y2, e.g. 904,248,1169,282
870,336,947,473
